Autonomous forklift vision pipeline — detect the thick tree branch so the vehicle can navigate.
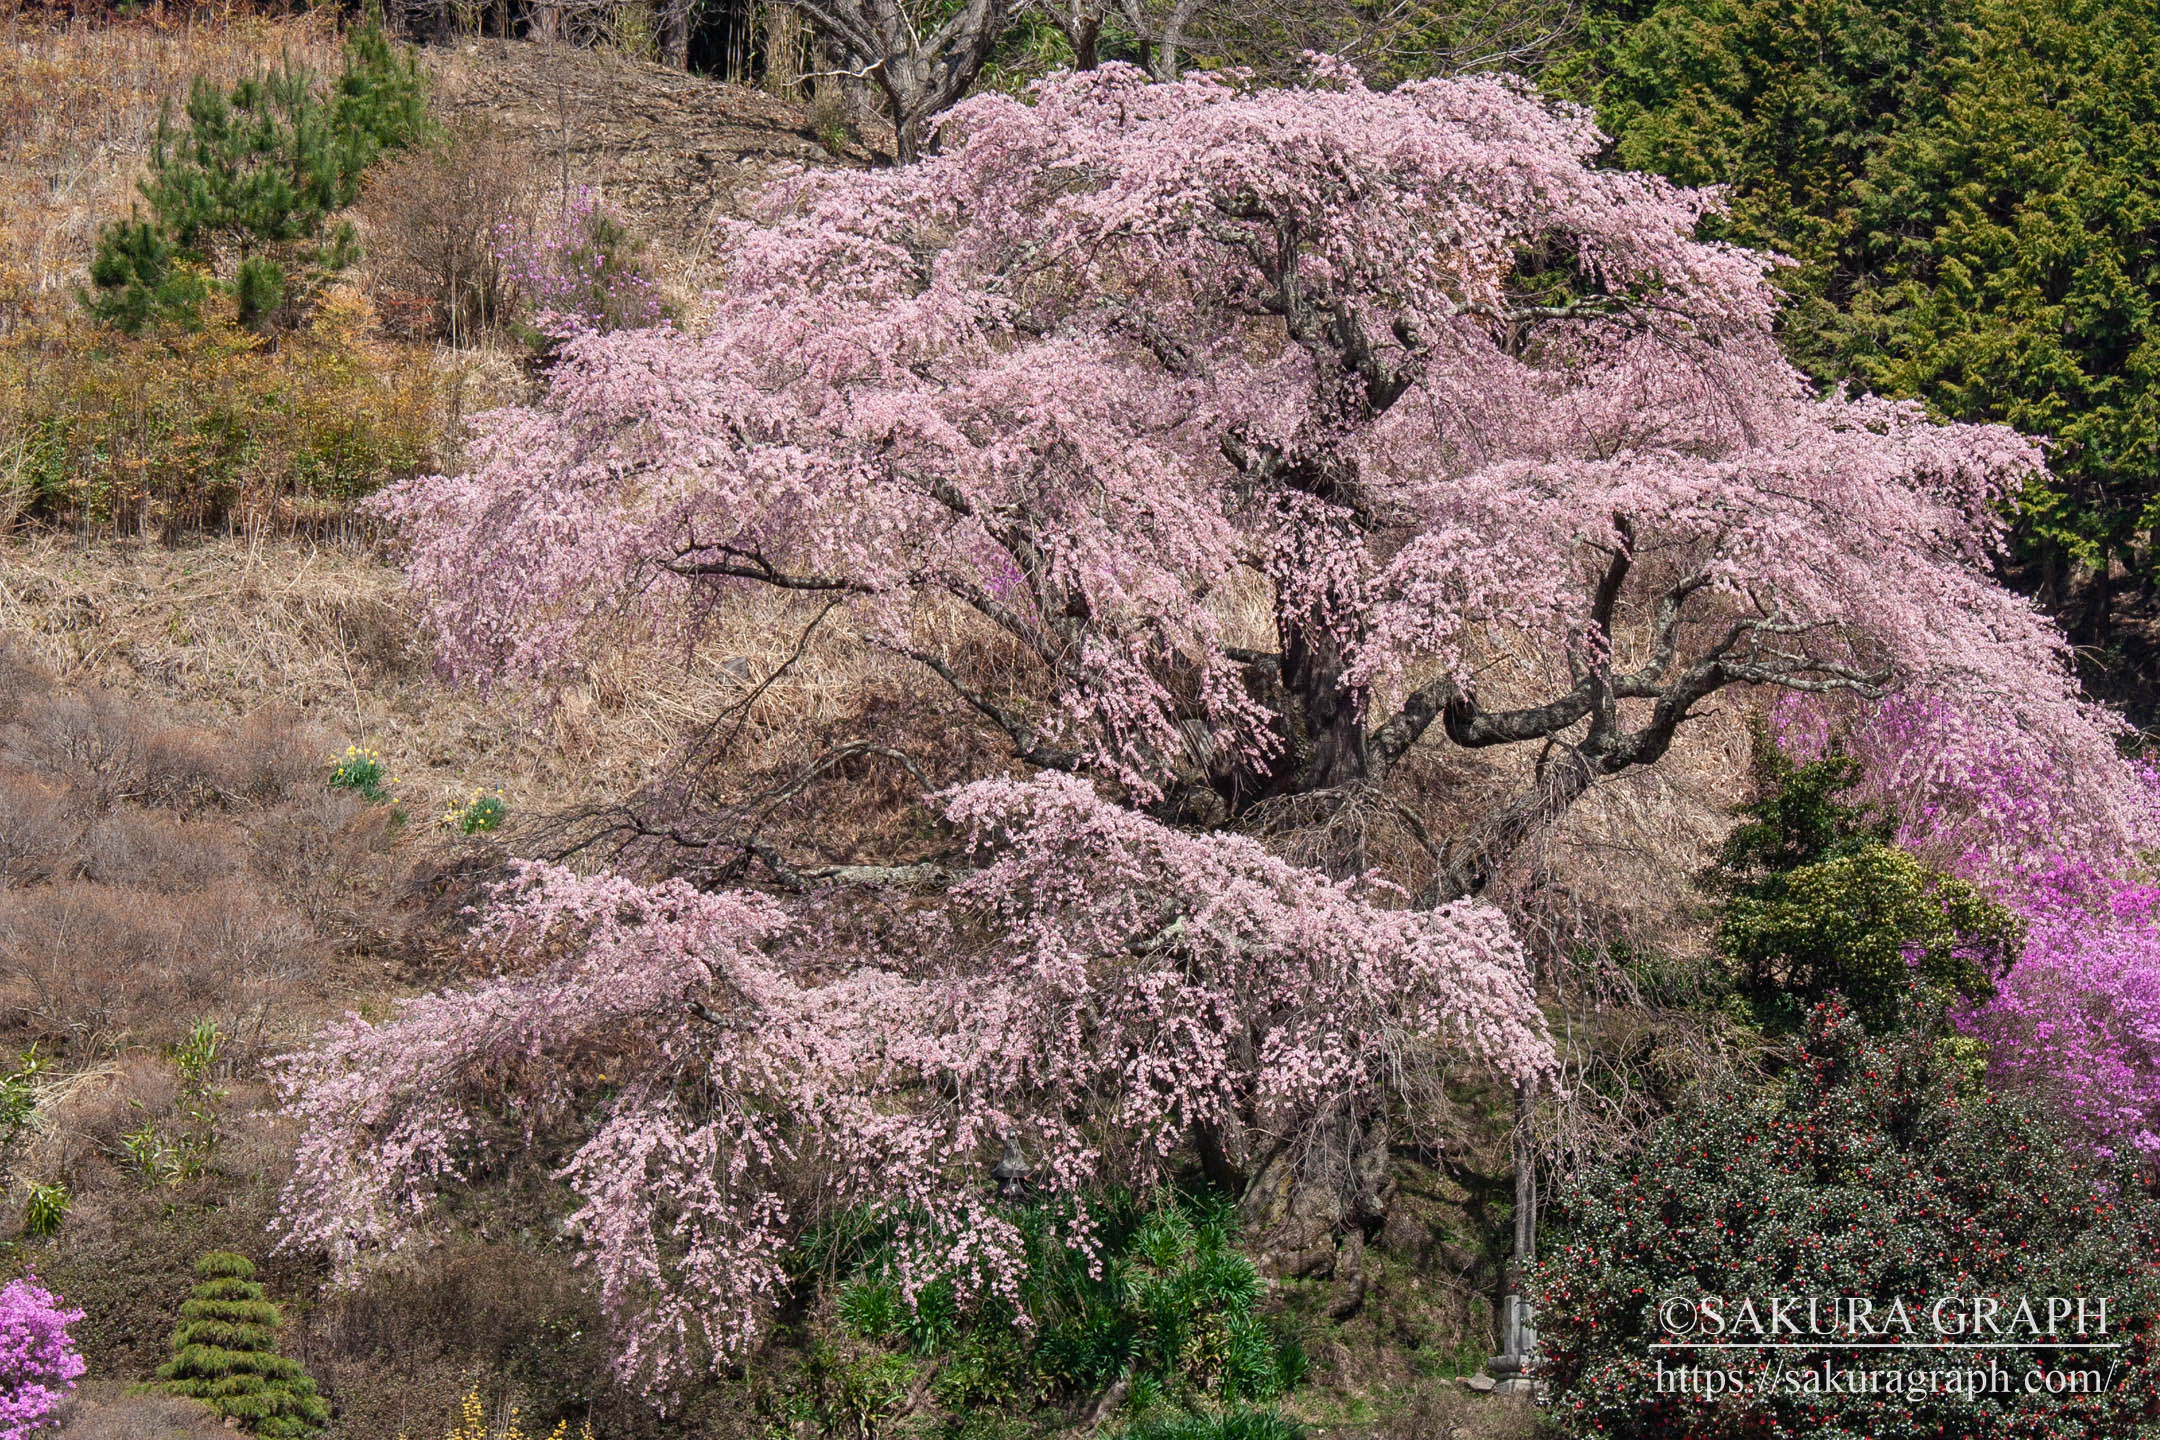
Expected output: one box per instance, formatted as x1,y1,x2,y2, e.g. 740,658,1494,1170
667,545,868,593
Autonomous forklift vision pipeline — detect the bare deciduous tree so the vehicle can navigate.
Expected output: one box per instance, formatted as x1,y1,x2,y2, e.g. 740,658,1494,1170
1037,0,1201,77
791,0,1020,159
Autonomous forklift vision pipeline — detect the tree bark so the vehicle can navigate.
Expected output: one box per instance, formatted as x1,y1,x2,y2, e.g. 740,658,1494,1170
763,3,805,92
1277,616,1370,798
1234,1099,1391,1303
792,0,1019,163
1040,0,1106,68
660,0,695,68
1116,0,1203,80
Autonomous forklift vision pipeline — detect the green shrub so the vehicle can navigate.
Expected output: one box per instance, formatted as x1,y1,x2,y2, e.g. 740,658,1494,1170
1114,1411,1305,1440
84,28,427,334
122,1020,227,1187
814,1192,1303,1435
21,1182,67,1239
444,788,507,834
1532,1001,2160,1439
157,1252,330,1439
2,294,444,531
835,1352,917,1437
1701,734,2022,1031
329,745,391,803
0,1047,48,1171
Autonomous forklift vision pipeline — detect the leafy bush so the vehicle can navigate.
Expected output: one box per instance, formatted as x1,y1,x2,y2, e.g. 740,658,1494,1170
817,1192,1304,1433
18,1186,66,1241
1702,736,2023,1031
1,295,442,531
121,1020,226,1187
0,1277,86,1440
1532,1001,2160,1439
328,746,391,803
443,789,506,834
0,1050,48,1178
157,1252,330,1439
85,29,427,334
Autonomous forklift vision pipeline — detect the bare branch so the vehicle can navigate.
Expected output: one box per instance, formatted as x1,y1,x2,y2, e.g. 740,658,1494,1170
897,645,1084,773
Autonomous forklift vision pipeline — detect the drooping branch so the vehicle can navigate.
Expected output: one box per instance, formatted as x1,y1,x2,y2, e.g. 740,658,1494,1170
666,545,868,593
897,645,1085,773
536,742,946,890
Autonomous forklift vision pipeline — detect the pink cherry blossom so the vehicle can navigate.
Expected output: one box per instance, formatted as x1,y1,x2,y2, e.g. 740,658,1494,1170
276,776,1549,1391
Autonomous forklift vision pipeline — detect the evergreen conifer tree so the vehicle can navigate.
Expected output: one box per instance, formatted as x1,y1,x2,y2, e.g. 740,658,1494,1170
85,29,426,334
157,1252,331,1439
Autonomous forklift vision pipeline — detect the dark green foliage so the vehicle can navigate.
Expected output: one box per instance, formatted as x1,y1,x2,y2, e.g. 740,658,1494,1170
333,28,430,152
787,1193,1303,1436
83,219,210,334
1532,1001,2160,1439
158,1252,330,1439
1115,1410,1307,1440
1850,0,2160,616
85,29,426,334
1701,731,2023,1031
1569,0,2160,646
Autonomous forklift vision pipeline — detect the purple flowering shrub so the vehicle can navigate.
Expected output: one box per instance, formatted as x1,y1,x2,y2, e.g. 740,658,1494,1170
0,1279,85,1440
493,188,669,339
1781,696,2160,1156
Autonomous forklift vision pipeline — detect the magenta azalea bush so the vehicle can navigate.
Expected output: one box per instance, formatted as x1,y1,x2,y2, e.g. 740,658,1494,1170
1988,895,2160,1155
494,187,668,337
1783,696,2160,1155
0,1279,85,1440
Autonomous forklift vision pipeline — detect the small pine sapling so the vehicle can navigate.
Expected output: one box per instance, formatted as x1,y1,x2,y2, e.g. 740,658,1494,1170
84,29,427,334
157,1253,329,1438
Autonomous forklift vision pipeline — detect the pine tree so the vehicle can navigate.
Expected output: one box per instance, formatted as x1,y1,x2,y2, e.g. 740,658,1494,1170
85,29,426,334
157,1252,331,1439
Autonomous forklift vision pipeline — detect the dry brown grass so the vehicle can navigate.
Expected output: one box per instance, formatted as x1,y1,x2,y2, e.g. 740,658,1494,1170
0,640,403,1060
0,530,932,816
54,1382,229,1440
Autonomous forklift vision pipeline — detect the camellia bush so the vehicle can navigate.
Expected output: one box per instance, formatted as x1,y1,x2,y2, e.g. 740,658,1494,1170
0,1278,85,1440
297,61,2160,1393
1532,1002,2160,1440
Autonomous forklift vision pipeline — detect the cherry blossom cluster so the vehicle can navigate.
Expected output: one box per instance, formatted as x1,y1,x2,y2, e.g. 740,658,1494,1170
336,60,2160,1389
276,775,1550,1391
374,64,2096,817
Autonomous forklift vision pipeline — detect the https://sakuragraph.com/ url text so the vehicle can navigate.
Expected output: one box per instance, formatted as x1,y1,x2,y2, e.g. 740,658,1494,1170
1645,1293,2123,1400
